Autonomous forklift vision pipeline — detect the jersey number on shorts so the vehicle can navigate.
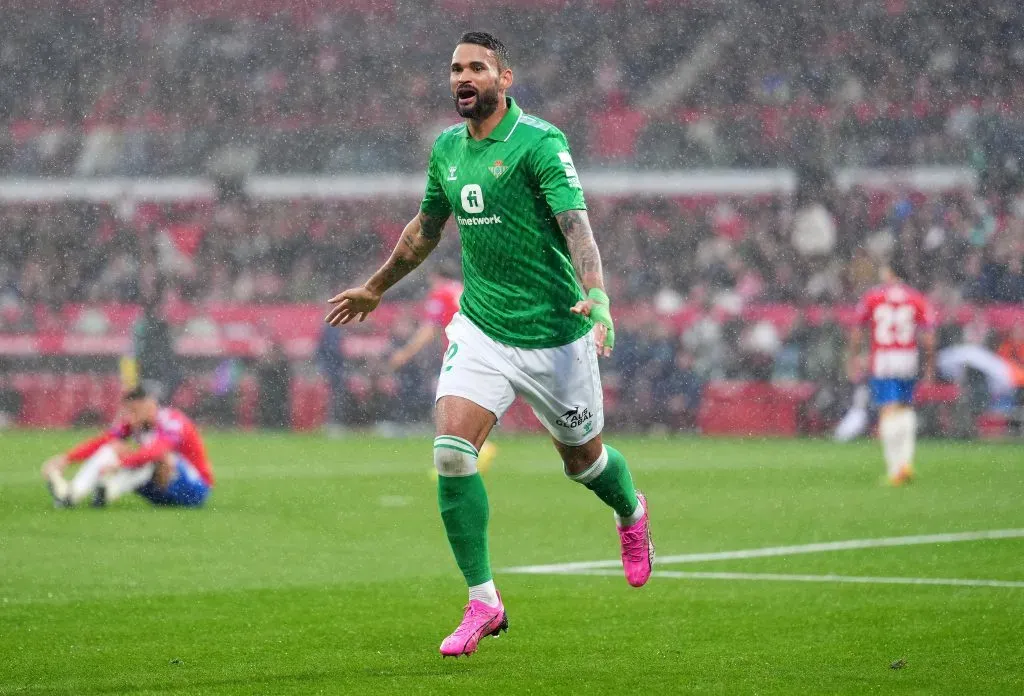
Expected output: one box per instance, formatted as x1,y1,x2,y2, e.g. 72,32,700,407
443,342,459,372
873,303,915,346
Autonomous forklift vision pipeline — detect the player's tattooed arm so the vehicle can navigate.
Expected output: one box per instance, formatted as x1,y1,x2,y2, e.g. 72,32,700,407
326,211,448,326
556,209,605,292
365,212,448,295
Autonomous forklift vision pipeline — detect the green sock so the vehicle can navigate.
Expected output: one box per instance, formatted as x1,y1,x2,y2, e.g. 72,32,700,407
438,472,492,586
575,444,639,519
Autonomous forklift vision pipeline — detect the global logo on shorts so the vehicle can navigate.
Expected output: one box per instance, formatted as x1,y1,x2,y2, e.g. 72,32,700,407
556,405,592,429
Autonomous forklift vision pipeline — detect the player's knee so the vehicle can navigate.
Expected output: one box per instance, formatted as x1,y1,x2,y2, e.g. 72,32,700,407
433,437,479,477
557,437,605,479
562,442,607,481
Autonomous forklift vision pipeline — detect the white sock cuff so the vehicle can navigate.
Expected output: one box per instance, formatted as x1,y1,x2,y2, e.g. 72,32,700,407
567,445,608,484
433,436,479,477
468,579,500,607
616,499,645,528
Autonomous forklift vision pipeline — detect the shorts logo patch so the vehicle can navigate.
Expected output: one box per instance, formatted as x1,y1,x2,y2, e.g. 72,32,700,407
556,405,592,429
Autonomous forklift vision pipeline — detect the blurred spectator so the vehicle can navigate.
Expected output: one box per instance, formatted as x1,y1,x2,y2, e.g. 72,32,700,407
0,376,22,428
256,342,291,429
195,359,241,427
996,325,1024,423
739,320,780,381
791,202,837,259
132,287,183,402
654,350,702,432
315,322,346,432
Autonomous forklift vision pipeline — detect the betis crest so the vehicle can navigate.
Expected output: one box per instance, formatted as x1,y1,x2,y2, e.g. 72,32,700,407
488,160,507,178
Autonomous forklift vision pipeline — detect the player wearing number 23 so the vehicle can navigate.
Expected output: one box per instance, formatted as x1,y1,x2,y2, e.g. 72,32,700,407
848,260,936,485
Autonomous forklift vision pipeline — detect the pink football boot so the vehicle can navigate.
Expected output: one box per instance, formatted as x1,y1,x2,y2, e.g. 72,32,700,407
439,594,508,658
618,492,654,587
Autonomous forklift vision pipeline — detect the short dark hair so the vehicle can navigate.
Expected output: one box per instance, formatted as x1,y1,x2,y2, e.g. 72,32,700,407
121,385,150,402
458,31,511,70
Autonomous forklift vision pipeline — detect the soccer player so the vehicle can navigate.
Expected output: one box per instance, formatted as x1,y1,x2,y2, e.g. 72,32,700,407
41,386,214,508
848,260,936,485
326,31,653,657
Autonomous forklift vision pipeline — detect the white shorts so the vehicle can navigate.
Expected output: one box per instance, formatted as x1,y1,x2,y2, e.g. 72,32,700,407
435,313,604,446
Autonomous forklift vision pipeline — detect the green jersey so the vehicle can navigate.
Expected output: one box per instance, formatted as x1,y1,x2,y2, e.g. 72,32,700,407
420,97,591,349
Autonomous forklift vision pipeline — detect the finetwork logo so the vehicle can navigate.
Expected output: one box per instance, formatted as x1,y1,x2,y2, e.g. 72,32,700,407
457,183,501,225
456,214,502,226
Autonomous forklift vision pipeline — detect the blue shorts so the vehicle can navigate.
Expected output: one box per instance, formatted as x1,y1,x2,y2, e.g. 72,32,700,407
137,455,211,507
870,378,916,407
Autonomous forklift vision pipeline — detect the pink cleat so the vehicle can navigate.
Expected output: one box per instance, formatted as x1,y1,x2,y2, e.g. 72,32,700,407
439,594,508,658
618,492,654,587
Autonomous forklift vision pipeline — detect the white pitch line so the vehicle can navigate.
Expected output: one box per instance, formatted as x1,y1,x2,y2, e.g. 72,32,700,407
502,528,1024,575
556,569,1024,589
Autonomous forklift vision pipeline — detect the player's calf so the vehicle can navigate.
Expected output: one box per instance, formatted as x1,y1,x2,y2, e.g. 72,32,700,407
563,442,653,586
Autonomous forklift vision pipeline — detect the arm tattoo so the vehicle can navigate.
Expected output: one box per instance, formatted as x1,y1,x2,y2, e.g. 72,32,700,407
556,209,605,291
400,213,446,260
418,212,446,241
367,212,447,294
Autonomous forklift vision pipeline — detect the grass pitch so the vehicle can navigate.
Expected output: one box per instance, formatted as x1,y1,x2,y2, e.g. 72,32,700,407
1,430,1022,694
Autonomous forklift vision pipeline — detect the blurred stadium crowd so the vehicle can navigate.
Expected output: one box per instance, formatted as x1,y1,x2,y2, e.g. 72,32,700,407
2,0,1024,174
1,0,1023,434
2,186,1023,315
1,188,1022,434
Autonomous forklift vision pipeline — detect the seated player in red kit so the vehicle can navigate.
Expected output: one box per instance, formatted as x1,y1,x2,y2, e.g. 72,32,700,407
41,386,214,507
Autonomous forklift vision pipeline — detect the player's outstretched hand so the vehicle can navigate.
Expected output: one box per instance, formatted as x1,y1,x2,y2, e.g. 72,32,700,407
325,286,382,326
571,288,615,358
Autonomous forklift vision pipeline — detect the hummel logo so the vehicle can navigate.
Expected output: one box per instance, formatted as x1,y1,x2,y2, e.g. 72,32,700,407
447,166,458,181
555,406,593,429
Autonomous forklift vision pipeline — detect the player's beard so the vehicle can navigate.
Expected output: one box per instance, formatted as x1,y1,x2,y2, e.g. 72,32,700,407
453,83,500,120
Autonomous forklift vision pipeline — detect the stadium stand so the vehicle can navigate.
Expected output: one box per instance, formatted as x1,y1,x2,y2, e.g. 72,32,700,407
1,0,1022,436
2,1,1024,174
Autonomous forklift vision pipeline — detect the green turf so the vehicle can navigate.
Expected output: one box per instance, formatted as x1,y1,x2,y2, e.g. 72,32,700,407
1,430,1022,694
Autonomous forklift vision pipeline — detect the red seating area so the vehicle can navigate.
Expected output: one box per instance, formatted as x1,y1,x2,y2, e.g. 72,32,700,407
7,371,980,437
7,372,331,431
697,382,817,437
697,382,965,437
10,373,122,428
2,369,569,433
